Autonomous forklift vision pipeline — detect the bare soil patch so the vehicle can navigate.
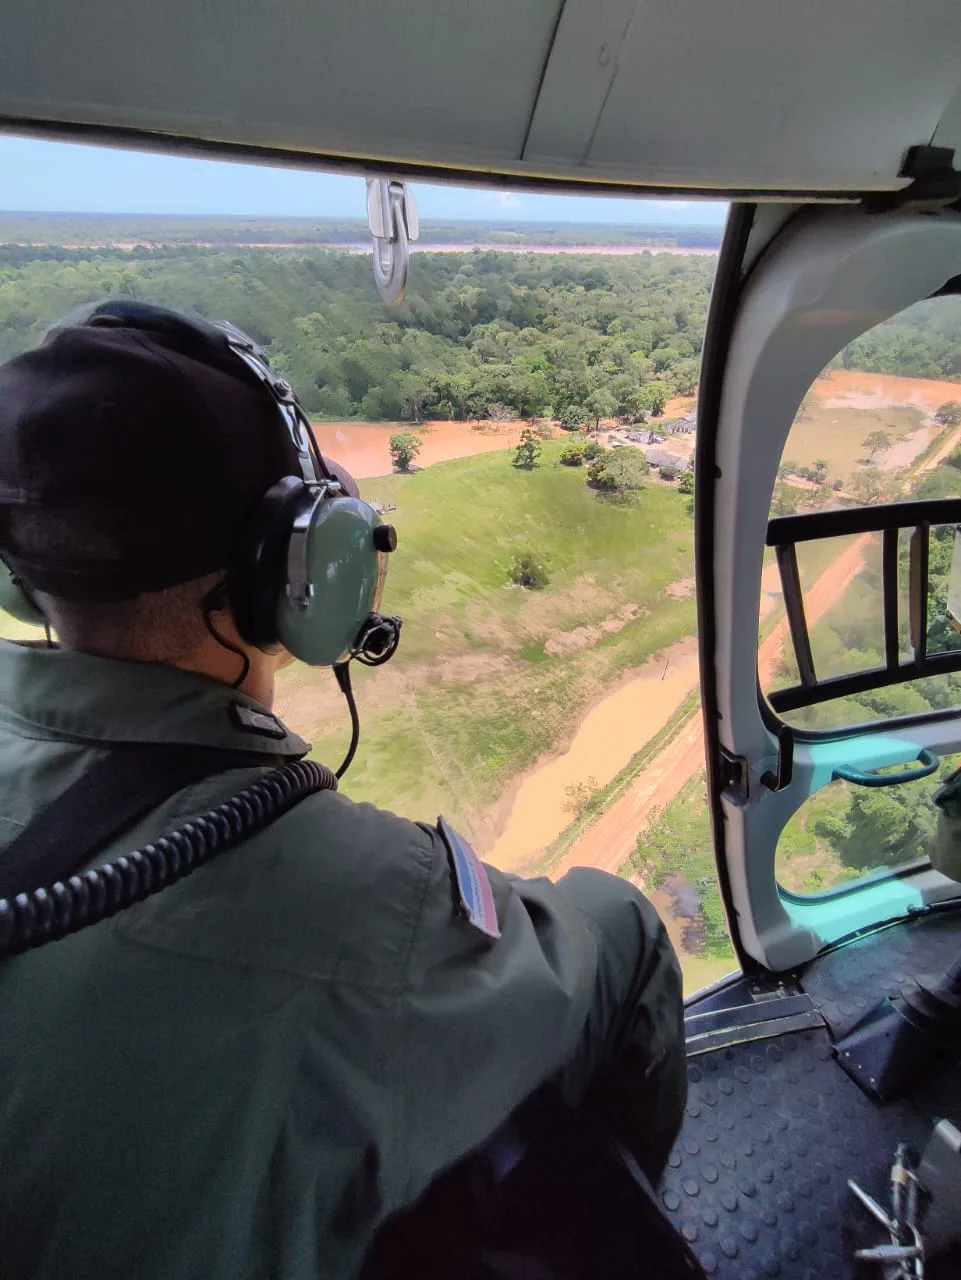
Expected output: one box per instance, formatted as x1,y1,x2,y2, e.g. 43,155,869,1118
543,603,643,656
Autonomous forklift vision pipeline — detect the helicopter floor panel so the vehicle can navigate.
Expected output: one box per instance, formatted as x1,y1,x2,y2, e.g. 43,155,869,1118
664,907,961,1279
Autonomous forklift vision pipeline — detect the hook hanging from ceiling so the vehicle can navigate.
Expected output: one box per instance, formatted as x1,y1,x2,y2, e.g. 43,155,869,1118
366,178,419,305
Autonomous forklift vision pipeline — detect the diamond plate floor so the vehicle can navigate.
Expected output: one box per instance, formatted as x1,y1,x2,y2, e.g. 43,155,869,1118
665,909,961,1279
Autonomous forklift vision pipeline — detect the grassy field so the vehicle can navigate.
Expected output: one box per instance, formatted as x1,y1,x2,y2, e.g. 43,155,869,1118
280,441,696,839
1,442,696,846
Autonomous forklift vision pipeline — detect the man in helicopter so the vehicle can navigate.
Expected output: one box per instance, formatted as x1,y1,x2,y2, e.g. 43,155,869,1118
0,301,686,1279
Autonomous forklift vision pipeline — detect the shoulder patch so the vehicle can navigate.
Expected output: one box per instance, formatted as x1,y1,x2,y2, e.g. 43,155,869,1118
437,816,501,939
229,702,288,739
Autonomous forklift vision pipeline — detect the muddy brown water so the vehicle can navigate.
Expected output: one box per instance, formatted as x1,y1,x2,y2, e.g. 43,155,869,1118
486,638,701,867
311,419,527,479
815,368,961,413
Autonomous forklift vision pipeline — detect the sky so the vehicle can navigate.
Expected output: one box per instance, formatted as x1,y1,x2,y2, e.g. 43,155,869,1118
0,135,727,226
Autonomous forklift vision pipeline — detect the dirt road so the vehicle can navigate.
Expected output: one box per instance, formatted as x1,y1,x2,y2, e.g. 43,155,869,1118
548,535,870,879
919,421,961,473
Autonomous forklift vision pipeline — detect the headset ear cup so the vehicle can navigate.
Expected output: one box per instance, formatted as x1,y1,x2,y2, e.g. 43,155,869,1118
0,559,45,626
228,477,311,651
276,497,387,667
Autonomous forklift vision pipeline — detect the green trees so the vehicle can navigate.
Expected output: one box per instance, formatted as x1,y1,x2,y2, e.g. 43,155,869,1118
637,383,669,418
389,430,422,472
0,241,718,422
848,469,890,505
587,449,650,494
559,406,586,432
513,428,542,469
814,785,938,872
863,429,893,460
583,388,618,431
559,444,585,466
914,467,959,499
508,551,550,590
935,401,961,427
771,483,800,516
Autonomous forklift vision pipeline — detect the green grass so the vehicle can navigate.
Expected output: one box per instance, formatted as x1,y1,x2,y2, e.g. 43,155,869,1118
314,443,696,832
2,443,698,845
358,442,693,660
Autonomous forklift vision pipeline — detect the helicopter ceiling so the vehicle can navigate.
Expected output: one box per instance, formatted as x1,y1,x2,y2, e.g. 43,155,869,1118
2,0,961,198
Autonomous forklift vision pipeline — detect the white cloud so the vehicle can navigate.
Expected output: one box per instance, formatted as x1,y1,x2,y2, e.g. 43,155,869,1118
478,191,525,210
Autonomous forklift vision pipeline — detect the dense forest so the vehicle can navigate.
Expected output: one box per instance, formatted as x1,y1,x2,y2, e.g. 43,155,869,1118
0,212,723,249
839,297,961,381
1,235,960,422
0,243,714,420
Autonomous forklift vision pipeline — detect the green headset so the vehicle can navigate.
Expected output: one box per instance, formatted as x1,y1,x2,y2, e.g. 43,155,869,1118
0,302,401,671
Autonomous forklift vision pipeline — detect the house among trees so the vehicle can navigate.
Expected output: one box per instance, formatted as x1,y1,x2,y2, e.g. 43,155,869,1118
659,412,697,436
643,445,690,471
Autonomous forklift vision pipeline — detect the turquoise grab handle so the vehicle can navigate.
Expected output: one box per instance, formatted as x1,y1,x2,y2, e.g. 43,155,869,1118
833,748,939,787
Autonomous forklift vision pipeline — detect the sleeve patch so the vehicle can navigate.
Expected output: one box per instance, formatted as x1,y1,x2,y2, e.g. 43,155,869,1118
437,816,501,939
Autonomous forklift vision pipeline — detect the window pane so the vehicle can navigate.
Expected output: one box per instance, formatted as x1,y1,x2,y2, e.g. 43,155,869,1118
764,296,961,730
0,174,736,990
777,753,961,895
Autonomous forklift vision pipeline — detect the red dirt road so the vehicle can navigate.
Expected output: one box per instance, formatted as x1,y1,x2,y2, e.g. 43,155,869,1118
919,421,961,473
550,535,870,879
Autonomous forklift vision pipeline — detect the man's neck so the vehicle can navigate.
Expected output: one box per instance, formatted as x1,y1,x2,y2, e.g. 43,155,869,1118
173,646,277,708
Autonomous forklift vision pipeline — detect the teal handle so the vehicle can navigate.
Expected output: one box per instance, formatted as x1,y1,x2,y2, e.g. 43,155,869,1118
833,748,939,788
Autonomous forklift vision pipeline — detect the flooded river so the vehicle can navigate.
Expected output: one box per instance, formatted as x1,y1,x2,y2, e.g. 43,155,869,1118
310,419,525,479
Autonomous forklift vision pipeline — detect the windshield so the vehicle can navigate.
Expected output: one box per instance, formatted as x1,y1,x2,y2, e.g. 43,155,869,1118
0,136,731,991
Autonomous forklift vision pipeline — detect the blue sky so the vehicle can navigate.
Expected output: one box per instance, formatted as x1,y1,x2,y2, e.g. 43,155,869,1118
0,135,727,225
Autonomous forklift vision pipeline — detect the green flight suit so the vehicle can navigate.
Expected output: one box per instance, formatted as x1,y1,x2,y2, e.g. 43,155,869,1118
0,639,685,1280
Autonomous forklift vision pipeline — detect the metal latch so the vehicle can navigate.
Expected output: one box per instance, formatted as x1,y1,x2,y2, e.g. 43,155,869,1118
366,178,419,305
719,747,749,803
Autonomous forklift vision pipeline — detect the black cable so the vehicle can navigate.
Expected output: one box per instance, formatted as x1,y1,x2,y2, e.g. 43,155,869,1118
333,662,360,779
202,580,251,689
0,758,337,958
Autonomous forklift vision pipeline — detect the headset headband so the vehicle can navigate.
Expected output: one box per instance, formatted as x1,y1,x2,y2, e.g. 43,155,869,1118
83,301,333,491
213,320,334,489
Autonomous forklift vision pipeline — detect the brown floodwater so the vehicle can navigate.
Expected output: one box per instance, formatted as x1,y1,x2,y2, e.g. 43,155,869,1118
487,638,702,868
815,368,961,412
311,399,698,481
311,419,529,479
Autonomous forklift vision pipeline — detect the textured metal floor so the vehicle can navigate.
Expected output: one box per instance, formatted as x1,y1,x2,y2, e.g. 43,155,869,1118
662,909,961,1279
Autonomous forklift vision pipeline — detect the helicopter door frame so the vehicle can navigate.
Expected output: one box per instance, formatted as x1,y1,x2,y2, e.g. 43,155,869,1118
697,203,961,972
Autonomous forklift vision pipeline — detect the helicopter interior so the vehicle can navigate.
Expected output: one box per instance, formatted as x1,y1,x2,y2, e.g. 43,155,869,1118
4,0,961,1276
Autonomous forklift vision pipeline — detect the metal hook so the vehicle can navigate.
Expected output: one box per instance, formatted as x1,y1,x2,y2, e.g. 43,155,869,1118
366,178,419,305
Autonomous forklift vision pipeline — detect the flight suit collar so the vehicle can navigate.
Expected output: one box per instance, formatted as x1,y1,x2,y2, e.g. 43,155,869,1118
0,639,309,757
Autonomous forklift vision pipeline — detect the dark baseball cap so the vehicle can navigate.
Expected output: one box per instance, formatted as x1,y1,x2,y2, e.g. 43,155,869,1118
0,304,358,601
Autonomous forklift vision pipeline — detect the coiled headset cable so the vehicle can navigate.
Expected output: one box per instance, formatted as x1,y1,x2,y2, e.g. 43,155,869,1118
0,619,401,959
0,758,336,959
